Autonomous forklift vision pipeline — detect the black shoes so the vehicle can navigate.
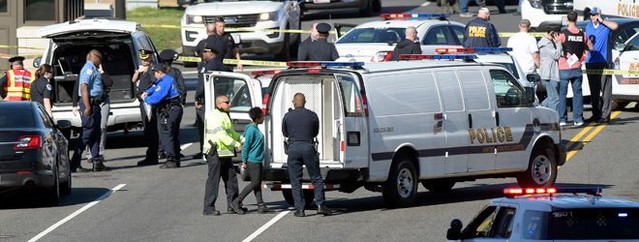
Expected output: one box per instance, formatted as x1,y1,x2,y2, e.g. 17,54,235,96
72,166,92,173
257,204,272,214
317,204,333,216
160,161,178,169
203,210,221,216
293,210,305,217
597,118,610,124
137,159,159,166
158,153,167,159
93,163,109,172
230,199,245,215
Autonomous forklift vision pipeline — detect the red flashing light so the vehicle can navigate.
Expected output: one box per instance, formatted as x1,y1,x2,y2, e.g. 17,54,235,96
251,69,282,77
504,187,557,197
307,69,321,73
262,92,271,116
14,135,41,151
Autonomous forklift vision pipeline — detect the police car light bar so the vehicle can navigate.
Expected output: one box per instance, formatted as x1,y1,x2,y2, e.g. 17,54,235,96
435,47,513,54
251,69,282,77
287,61,365,69
380,13,448,20
399,54,477,61
504,187,602,197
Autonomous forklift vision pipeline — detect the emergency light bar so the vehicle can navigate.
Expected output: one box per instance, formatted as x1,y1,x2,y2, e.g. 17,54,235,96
287,61,365,69
399,54,477,61
251,69,282,76
503,187,602,197
435,47,513,54
380,13,448,20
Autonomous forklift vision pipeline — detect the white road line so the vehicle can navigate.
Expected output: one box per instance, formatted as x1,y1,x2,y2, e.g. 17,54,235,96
242,211,290,242
180,143,193,151
421,1,431,7
27,184,127,242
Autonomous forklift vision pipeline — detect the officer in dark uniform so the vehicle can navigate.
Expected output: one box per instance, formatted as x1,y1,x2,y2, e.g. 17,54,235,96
282,93,333,217
463,8,501,48
194,42,232,159
158,49,187,159
31,64,54,117
132,49,161,166
195,17,243,71
297,22,339,61
142,64,183,169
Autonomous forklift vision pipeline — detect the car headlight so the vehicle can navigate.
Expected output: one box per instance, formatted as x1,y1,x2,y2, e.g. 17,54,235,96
187,15,203,24
528,0,543,9
259,12,277,21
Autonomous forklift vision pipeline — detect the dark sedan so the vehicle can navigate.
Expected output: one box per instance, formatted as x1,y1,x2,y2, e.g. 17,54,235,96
0,101,72,205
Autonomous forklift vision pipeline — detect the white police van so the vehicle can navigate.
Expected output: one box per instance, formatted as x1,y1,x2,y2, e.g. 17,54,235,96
203,59,566,207
447,187,639,241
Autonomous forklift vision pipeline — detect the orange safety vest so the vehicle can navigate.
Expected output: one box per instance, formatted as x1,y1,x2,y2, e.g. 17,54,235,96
5,69,33,101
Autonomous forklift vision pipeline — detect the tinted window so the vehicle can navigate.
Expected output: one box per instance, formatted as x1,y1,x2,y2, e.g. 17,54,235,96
337,75,363,117
25,0,55,21
490,69,526,108
522,210,549,240
422,26,455,45
451,26,465,45
489,63,519,79
0,0,6,12
462,206,498,238
337,27,405,44
36,104,53,128
0,105,35,128
215,77,252,112
492,207,516,238
549,208,639,240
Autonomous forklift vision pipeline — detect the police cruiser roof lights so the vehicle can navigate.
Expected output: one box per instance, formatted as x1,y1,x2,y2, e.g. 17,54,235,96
379,13,449,20
398,54,478,61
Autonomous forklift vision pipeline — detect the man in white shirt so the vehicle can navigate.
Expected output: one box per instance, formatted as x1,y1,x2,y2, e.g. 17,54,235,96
507,19,540,74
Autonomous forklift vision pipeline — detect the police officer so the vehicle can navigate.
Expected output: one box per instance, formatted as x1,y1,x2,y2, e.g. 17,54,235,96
463,8,501,48
298,23,339,61
158,49,187,159
283,93,333,217
195,17,243,71
133,49,161,166
75,63,112,163
141,64,183,169
203,95,244,216
194,43,231,160
31,64,54,117
297,23,319,60
390,26,422,61
70,49,106,172
0,56,33,101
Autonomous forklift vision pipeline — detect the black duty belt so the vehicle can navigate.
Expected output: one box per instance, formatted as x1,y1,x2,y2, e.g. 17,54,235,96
90,98,103,105
289,140,314,144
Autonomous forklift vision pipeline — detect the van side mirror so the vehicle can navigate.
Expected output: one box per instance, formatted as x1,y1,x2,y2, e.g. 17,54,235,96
446,219,463,240
33,57,42,68
526,73,541,83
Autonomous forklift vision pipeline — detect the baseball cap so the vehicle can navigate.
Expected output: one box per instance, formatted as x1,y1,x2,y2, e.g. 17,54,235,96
519,19,531,28
159,49,179,62
591,7,602,15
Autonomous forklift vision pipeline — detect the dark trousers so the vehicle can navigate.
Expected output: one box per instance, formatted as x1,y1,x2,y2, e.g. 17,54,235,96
237,163,265,205
203,151,239,212
140,102,159,162
287,143,325,211
158,105,183,161
71,102,102,169
196,107,205,154
586,62,613,120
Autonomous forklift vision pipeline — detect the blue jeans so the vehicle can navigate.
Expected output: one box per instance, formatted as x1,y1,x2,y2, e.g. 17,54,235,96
541,79,560,114
559,69,584,123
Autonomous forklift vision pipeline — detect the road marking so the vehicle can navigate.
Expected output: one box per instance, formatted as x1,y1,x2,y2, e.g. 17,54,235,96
27,184,127,242
421,1,431,7
242,211,290,242
565,111,620,161
180,143,192,151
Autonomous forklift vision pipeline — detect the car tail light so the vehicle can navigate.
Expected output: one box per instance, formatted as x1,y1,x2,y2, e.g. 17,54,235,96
371,51,393,62
14,135,41,151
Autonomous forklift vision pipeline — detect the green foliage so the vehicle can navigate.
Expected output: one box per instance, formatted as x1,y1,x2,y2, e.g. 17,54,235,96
127,7,184,51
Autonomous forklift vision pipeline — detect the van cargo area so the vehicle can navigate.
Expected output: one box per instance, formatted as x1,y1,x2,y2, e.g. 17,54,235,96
50,33,136,105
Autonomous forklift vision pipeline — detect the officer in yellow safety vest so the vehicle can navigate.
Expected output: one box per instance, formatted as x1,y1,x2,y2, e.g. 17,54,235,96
0,56,34,101
202,95,246,216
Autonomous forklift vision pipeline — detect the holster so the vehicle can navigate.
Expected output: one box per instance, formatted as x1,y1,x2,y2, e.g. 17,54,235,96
207,140,218,156
283,139,289,155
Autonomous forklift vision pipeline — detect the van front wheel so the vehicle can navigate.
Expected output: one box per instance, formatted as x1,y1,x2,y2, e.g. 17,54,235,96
383,158,417,207
517,146,557,188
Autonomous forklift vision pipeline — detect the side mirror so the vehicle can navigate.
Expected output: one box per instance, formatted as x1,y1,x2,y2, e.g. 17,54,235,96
33,57,42,68
526,73,541,83
446,219,464,240
56,120,72,130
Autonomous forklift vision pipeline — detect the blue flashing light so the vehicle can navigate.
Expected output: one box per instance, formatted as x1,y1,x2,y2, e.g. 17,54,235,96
380,13,448,20
399,54,477,61
473,47,513,53
287,61,365,69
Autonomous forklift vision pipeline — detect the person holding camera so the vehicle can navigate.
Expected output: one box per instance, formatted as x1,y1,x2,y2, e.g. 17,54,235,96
538,29,563,114
585,7,618,124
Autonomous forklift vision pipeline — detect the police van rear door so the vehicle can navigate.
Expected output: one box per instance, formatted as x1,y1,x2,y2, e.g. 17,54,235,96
204,71,263,135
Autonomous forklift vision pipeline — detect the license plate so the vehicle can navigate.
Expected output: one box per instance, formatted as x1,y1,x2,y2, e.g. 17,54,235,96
314,0,330,4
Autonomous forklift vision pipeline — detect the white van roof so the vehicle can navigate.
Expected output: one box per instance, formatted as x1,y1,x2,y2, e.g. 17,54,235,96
39,19,140,38
361,60,484,73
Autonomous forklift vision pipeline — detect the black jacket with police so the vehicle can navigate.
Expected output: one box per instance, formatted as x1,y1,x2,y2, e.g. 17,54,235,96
390,39,422,61
463,17,501,48
195,58,231,103
297,38,339,61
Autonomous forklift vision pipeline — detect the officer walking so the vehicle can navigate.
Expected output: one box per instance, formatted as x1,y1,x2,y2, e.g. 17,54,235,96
31,64,54,117
133,49,161,166
464,8,501,48
141,64,183,169
203,95,244,216
194,43,231,160
158,49,187,159
283,93,333,217
70,49,106,172
0,56,33,101
297,23,339,61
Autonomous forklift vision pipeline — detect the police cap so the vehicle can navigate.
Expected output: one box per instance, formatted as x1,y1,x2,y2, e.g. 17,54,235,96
316,22,331,34
8,56,25,64
202,40,220,55
139,49,154,59
159,49,179,62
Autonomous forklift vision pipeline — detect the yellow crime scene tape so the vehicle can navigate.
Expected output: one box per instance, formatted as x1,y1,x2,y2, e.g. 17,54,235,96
176,55,287,67
582,69,639,75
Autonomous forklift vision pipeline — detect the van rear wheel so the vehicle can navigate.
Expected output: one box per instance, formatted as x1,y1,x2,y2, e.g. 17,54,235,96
383,158,417,207
517,146,557,188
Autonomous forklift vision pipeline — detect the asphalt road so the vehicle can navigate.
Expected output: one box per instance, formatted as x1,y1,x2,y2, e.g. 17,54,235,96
4,1,639,242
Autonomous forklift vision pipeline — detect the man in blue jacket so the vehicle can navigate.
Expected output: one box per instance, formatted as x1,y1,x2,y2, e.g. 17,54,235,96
464,8,501,48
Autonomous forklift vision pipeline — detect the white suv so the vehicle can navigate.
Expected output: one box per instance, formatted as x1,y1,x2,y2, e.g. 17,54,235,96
181,0,302,61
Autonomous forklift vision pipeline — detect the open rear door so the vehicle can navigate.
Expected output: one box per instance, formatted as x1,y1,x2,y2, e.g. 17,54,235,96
204,71,263,135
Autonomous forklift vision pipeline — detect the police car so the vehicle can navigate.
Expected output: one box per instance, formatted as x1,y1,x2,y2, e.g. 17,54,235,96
334,13,465,62
447,187,639,241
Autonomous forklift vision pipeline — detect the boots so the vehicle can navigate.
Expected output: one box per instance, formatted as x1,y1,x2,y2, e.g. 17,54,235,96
257,204,272,214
